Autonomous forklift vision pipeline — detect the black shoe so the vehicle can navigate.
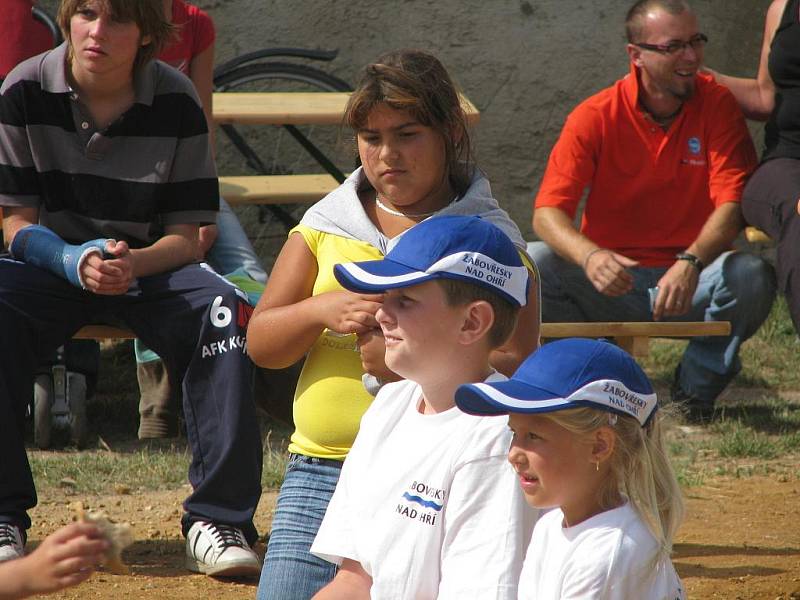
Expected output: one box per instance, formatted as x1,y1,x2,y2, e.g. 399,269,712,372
670,366,715,425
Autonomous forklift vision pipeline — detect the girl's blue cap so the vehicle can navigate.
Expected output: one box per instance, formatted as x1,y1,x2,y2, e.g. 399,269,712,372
333,215,529,307
455,338,657,426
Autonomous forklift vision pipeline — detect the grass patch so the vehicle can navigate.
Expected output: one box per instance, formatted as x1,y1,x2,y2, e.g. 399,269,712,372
715,425,780,460
30,438,288,495
780,431,800,451
28,340,292,495
673,464,706,488
30,445,191,494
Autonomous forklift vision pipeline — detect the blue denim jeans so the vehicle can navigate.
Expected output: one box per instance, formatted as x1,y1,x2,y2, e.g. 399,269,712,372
207,197,268,285
528,242,776,403
257,453,342,600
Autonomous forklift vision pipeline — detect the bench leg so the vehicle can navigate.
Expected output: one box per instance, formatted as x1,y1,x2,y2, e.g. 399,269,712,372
615,336,650,358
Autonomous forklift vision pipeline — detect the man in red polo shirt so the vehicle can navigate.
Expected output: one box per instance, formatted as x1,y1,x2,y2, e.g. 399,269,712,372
529,0,776,422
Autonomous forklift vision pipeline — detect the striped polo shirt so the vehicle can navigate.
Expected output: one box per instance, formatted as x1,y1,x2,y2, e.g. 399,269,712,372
0,43,217,247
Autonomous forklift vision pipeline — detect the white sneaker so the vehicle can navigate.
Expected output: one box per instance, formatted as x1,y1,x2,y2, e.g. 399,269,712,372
0,523,24,562
185,521,260,577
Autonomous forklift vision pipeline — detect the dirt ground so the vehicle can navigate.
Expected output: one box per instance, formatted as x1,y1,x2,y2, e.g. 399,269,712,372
24,472,800,599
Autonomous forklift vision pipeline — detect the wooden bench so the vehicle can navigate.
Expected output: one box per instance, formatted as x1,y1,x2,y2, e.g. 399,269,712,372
75,94,732,358
213,91,480,126
539,321,730,357
75,321,731,358
219,174,338,206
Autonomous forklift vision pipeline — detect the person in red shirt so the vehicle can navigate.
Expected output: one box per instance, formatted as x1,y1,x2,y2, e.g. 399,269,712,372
708,0,800,343
529,0,776,423
0,1,52,81
0,0,54,235
159,0,215,136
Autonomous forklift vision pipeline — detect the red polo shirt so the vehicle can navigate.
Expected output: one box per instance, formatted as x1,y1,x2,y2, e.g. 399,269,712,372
534,63,757,266
159,0,215,76
0,1,52,79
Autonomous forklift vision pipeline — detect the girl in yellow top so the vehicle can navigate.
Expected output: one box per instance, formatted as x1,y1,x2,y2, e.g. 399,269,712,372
247,48,540,600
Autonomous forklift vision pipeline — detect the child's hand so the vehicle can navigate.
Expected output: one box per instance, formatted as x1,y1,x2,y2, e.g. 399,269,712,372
322,291,384,335
80,240,134,295
11,522,109,597
356,328,401,383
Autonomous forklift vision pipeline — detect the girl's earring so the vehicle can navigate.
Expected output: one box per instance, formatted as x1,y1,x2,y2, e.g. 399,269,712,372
595,461,600,472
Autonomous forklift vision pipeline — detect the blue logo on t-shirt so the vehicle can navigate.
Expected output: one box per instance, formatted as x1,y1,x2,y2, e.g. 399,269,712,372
688,137,701,155
402,492,443,511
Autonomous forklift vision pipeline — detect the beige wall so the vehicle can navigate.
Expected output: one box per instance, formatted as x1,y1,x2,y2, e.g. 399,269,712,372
40,0,769,238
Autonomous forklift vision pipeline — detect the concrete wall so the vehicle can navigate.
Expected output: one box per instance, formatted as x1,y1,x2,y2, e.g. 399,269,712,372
40,0,769,239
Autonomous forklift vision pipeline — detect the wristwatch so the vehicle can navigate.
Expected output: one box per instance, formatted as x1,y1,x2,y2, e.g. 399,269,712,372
675,251,704,271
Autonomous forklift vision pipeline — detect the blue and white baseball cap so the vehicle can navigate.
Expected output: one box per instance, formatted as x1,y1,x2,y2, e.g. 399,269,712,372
455,338,657,426
334,215,529,307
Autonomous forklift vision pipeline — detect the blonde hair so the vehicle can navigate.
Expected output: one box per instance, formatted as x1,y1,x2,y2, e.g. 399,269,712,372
544,406,684,558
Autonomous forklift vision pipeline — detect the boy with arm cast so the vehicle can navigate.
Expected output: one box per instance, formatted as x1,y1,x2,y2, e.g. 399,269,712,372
0,0,261,577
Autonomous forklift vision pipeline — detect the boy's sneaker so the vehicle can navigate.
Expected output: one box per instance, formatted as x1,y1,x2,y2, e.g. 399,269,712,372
0,523,24,562
185,521,260,577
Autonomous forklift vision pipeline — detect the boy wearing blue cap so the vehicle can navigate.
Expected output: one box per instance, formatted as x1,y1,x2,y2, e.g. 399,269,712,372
310,215,537,599
455,338,686,600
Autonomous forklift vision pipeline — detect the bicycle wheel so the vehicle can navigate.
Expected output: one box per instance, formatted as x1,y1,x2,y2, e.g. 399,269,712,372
214,62,354,268
32,6,63,47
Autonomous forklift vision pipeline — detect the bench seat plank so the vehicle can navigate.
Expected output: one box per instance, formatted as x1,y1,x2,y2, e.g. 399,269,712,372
540,321,730,338
212,92,480,126
219,174,339,205
540,321,731,357
76,321,731,359
74,326,136,340
745,226,772,244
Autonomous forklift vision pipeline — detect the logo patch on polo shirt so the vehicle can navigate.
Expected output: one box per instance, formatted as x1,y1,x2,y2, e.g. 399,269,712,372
687,137,701,155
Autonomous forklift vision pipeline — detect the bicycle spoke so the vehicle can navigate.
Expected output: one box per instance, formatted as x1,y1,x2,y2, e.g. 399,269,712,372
213,61,352,268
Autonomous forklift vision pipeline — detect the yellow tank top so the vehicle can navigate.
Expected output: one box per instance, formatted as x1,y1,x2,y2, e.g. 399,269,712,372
288,225,384,459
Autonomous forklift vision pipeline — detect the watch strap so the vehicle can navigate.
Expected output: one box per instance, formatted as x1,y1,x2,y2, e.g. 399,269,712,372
675,251,704,271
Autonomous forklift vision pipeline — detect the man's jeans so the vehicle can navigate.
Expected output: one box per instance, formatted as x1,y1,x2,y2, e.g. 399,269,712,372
207,197,268,285
528,242,776,403
257,453,341,600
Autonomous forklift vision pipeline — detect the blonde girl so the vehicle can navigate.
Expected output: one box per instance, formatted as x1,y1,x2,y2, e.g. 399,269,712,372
455,337,685,599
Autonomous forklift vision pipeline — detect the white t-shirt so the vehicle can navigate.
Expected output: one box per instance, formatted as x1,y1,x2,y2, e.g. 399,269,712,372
311,377,537,600
518,503,686,600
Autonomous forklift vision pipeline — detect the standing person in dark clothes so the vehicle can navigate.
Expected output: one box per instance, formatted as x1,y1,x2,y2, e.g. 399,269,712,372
708,0,800,340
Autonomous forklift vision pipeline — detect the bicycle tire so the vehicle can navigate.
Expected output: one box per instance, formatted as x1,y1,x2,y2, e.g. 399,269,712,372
214,61,353,268
31,6,63,48
213,48,340,81
214,61,351,93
